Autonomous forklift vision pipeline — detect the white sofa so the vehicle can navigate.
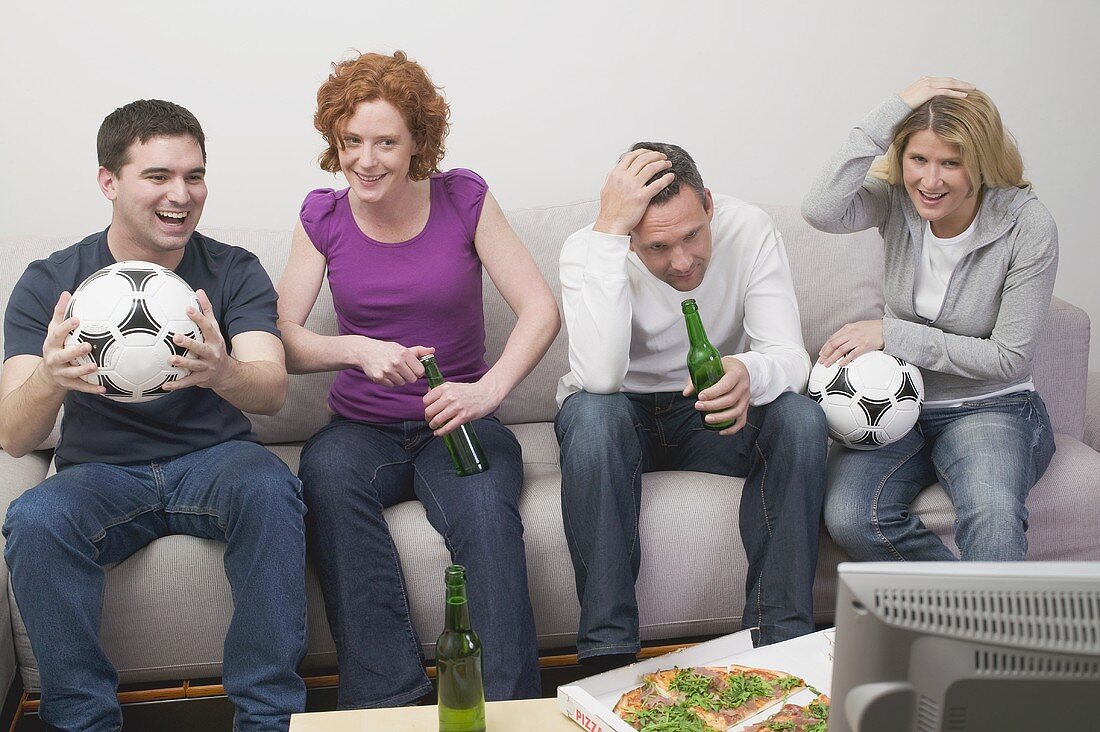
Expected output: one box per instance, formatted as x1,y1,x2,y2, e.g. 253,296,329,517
1,199,1098,705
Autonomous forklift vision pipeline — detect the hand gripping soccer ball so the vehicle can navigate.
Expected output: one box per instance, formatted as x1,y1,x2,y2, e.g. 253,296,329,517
808,351,924,450
64,261,204,402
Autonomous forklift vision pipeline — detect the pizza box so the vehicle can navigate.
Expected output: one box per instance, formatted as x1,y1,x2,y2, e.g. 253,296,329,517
557,628,835,732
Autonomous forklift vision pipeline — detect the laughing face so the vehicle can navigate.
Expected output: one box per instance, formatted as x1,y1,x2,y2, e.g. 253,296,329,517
337,99,417,206
98,134,207,267
901,128,980,237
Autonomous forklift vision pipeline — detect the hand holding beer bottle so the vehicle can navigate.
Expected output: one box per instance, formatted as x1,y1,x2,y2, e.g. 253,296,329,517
420,355,489,476
682,298,743,432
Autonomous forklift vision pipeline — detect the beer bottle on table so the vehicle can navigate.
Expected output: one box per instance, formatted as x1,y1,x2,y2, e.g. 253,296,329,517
436,564,486,732
419,355,489,476
682,298,735,431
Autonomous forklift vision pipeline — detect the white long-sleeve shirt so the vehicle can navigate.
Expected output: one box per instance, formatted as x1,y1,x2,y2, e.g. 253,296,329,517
556,194,810,407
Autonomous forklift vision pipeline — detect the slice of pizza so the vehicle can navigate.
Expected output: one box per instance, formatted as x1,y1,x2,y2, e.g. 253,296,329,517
694,665,803,730
641,667,732,704
615,696,723,732
741,693,830,732
638,665,806,731
614,670,724,732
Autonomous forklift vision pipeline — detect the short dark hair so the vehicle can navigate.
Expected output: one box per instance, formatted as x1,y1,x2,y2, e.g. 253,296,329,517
629,141,706,206
97,100,206,174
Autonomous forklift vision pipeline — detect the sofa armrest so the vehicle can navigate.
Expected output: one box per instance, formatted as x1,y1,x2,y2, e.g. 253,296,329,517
1031,296,1091,440
1085,371,1100,453
0,449,51,698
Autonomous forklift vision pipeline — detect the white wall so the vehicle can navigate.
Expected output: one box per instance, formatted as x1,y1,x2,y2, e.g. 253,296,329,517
3,1,1097,365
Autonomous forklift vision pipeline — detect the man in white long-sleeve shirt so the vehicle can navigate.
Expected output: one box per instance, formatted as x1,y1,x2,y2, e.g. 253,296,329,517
556,143,827,671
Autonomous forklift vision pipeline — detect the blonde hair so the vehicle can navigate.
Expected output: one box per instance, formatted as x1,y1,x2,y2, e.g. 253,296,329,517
871,90,1028,195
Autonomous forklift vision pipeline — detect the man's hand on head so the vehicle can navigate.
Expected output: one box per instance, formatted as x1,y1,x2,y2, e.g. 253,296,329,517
593,149,675,236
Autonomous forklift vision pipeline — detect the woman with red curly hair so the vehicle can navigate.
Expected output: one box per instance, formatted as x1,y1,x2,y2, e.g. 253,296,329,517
276,50,558,707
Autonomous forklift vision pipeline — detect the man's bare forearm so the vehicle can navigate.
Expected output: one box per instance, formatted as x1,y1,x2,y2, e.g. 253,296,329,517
0,365,66,458
213,358,288,415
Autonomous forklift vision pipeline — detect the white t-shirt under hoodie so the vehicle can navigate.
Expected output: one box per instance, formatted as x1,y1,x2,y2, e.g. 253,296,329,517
916,218,1033,407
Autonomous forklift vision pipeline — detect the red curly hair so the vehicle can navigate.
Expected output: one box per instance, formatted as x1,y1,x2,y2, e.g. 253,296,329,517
315,50,450,180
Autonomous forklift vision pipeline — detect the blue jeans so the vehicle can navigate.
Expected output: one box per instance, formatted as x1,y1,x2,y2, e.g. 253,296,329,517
824,390,1056,561
556,390,828,652
297,416,540,708
2,440,308,732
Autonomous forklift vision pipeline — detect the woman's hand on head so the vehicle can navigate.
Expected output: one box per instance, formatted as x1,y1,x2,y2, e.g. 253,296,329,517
422,378,505,436
899,76,977,110
356,338,434,387
818,319,885,367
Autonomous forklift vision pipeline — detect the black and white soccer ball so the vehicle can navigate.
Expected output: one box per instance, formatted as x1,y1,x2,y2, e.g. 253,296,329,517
808,351,924,450
64,260,204,403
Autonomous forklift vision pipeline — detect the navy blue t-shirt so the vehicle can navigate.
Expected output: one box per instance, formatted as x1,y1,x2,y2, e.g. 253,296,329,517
4,229,280,468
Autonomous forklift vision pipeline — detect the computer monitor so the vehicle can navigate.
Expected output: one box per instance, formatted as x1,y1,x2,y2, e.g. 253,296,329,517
830,562,1100,732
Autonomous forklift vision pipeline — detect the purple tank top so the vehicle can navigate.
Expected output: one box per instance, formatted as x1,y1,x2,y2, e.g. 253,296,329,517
300,169,489,423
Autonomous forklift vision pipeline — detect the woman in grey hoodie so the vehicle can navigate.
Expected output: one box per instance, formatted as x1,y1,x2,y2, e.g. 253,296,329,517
802,77,1057,562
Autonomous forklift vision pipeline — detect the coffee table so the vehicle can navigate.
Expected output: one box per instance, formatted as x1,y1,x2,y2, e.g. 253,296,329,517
290,697,578,731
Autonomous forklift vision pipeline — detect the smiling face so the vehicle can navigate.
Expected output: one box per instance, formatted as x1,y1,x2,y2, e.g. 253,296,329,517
631,187,714,291
902,128,980,237
337,99,418,206
98,134,207,267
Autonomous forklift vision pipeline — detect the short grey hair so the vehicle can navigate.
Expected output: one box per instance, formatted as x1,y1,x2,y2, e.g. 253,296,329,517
629,141,706,206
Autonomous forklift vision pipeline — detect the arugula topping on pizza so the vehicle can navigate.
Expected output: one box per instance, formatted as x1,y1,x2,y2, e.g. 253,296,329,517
613,665,807,732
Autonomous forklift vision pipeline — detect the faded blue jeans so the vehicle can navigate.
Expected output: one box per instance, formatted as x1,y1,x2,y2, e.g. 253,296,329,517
2,440,308,732
297,415,541,709
556,390,828,653
824,390,1056,561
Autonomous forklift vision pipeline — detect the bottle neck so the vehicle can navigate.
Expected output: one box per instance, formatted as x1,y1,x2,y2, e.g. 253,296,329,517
683,310,711,347
445,583,472,631
421,356,445,389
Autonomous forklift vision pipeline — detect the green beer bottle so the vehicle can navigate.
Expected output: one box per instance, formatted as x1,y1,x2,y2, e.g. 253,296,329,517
419,355,489,476
436,565,486,732
682,299,735,431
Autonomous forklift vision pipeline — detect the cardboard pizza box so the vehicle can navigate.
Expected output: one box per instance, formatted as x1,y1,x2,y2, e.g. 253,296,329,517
557,628,835,732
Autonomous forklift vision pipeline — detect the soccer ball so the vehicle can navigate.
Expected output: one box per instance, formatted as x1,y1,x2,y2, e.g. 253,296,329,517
808,351,924,450
64,261,204,403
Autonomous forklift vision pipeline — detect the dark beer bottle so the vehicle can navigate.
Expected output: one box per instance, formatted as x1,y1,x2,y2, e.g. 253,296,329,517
436,565,486,732
682,298,735,431
419,355,489,476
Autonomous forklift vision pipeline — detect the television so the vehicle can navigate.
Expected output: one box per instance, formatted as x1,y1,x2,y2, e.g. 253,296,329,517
830,562,1100,731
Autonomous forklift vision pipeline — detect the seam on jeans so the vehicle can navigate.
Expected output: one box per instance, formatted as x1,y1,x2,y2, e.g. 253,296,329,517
753,441,770,635
578,642,642,659
150,461,166,506
626,443,644,561
163,507,229,532
368,456,425,672
348,680,434,710
91,505,163,553
869,439,925,561
411,462,452,542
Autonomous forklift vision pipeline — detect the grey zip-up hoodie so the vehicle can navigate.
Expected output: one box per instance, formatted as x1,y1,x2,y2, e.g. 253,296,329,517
802,94,1059,403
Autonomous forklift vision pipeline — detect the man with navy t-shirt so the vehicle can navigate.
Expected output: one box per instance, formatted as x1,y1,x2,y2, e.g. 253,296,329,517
0,100,306,731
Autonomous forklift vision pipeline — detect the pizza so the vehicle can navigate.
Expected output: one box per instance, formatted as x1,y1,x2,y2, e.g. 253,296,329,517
741,694,830,732
613,665,806,732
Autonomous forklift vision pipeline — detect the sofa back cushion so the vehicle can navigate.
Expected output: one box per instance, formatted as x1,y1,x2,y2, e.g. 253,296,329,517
4,200,1084,446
